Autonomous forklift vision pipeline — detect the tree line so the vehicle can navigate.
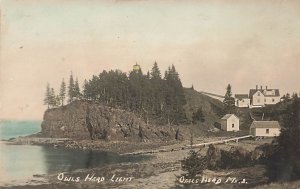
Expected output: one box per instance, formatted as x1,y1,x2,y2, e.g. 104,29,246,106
264,94,300,181
44,62,187,124
43,72,81,108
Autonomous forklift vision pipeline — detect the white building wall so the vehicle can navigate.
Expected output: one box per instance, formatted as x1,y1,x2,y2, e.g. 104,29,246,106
252,128,280,137
264,96,280,105
225,116,239,131
252,91,265,106
236,98,251,107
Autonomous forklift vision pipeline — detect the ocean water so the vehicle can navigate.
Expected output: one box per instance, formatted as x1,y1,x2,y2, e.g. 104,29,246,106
0,120,42,140
0,121,148,186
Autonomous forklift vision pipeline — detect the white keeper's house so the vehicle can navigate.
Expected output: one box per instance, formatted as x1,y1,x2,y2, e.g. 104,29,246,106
250,85,280,107
235,85,280,108
250,121,281,137
221,114,240,131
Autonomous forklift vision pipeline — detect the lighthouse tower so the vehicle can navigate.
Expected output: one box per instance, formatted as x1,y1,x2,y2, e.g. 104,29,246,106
133,63,141,72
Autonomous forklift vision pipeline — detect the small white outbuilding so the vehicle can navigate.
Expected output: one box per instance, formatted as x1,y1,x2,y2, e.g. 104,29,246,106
250,121,281,137
221,114,240,131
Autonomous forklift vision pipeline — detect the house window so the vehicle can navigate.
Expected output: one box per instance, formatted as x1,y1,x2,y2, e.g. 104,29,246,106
272,99,275,102
257,99,260,103
264,99,266,102
266,129,269,134
232,124,234,128
257,92,260,96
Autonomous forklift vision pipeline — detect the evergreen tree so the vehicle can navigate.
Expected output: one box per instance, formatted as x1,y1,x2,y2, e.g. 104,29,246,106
181,150,207,178
146,71,150,79
164,65,186,124
55,95,61,107
68,72,75,103
151,61,161,79
149,62,165,117
59,78,66,106
49,88,56,108
266,98,300,181
74,78,81,100
43,83,51,109
292,92,298,99
83,79,88,100
128,69,144,114
223,84,235,114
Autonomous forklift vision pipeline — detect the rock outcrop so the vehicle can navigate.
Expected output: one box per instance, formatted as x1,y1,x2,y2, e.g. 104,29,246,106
41,100,186,141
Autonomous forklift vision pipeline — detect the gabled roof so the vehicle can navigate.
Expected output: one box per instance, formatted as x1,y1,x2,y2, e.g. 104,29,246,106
249,89,261,98
221,114,239,120
250,121,281,129
249,89,280,98
235,94,249,100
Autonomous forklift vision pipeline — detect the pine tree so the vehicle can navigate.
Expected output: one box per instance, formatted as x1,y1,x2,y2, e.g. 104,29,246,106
164,65,186,124
43,83,51,109
146,71,151,79
83,79,88,100
68,72,75,103
266,98,300,181
74,78,81,100
149,62,165,118
128,69,144,114
292,92,298,99
151,61,161,79
49,88,56,108
181,150,207,178
223,84,235,114
59,78,66,106
55,95,61,107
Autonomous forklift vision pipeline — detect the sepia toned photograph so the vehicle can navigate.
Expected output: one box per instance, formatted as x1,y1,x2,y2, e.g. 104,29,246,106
0,0,300,188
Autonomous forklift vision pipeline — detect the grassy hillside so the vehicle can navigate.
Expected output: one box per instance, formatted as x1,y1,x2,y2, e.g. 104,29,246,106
183,88,225,128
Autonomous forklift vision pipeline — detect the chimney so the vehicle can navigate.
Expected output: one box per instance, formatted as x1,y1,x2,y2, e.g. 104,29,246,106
266,86,268,90
261,85,263,90
256,85,258,90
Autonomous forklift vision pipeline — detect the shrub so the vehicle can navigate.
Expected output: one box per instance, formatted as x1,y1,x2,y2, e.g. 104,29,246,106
181,150,207,178
265,98,300,181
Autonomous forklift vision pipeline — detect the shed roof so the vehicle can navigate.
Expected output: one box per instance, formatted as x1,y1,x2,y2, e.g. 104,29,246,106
250,121,281,129
221,114,239,120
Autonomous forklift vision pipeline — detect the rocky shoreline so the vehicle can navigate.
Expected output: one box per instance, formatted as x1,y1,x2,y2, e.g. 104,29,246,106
6,135,181,154
2,135,282,189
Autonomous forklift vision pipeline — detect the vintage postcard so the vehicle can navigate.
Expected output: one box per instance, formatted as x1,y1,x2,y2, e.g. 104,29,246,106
1,0,300,188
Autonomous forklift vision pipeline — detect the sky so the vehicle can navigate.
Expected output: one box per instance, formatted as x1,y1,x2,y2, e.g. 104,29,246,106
0,0,300,120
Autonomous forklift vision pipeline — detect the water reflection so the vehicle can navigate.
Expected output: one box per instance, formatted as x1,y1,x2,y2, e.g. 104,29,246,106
0,143,47,184
0,143,148,185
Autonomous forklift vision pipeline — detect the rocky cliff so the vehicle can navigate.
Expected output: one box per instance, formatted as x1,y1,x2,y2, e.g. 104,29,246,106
41,100,186,141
